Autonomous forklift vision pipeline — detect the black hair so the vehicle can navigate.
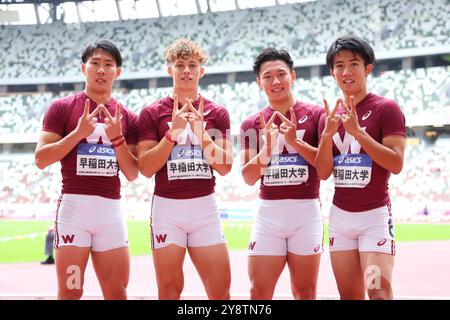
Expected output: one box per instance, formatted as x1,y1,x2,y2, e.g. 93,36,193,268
326,35,375,70
81,39,122,67
253,48,294,76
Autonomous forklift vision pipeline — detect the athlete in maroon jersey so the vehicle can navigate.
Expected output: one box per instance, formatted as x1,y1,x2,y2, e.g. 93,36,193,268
240,48,324,300
315,35,406,300
137,38,232,300
35,40,139,300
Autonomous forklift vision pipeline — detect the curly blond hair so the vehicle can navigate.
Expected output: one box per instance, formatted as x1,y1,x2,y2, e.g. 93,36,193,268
164,38,208,65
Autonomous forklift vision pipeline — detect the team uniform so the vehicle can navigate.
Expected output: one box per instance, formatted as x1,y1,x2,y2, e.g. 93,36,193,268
318,93,406,255
42,91,139,251
240,101,324,256
138,95,230,249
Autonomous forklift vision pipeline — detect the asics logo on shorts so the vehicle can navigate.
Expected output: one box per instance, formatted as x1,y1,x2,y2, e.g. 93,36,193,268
377,239,387,246
313,244,321,253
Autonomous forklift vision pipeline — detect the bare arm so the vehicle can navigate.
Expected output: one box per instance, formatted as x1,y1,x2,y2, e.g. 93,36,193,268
354,133,405,174
35,130,81,169
241,112,278,186
341,97,405,174
200,133,233,176
315,99,342,180
137,139,174,178
35,99,101,169
240,145,272,186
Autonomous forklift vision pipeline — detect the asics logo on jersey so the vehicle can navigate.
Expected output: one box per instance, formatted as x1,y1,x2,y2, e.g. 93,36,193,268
362,110,372,121
155,234,167,244
203,110,211,116
377,239,387,246
298,115,308,124
61,234,75,244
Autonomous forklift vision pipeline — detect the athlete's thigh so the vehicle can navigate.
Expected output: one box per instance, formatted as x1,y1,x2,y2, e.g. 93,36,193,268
55,246,90,291
152,244,186,279
359,252,394,293
188,243,231,282
248,255,286,284
287,252,321,287
330,250,365,299
91,247,130,287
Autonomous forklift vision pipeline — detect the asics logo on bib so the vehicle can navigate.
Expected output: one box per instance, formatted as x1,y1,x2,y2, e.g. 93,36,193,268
338,156,362,164
278,156,298,163
178,149,202,157
88,146,114,155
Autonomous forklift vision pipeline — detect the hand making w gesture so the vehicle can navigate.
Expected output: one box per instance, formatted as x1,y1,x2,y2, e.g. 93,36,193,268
100,102,123,140
260,111,279,158
322,98,342,138
341,96,363,137
185,96,205,140
75,98,103,139
278,108,297,146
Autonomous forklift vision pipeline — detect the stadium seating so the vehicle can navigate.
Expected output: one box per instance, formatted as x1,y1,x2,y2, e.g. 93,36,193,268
0,0,448,79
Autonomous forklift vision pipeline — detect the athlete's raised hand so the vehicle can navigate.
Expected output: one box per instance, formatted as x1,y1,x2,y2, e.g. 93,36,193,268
75,99,102,138
341,96,362,137
102,103,123,140
186,96,205,139
260,111,279,157
278,108,297,145
322,98,342,138
170,93,189,140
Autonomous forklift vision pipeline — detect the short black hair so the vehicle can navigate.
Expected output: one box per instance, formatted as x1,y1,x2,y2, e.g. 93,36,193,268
326,35,375,70
253,48,294,76
81,39,122,67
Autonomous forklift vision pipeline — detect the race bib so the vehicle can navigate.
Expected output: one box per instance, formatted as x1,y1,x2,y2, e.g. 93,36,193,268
167,145,212,180
76,143,118,176
263,153,308,186
333,153,372,188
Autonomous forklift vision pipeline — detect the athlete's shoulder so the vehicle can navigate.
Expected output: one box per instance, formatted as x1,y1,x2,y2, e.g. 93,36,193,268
241,108,263,130
142,96,170,112
368,93,403,113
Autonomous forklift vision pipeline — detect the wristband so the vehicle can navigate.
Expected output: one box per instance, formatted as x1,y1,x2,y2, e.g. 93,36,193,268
112,137,125,148
111,134,124,143
165,130,177,144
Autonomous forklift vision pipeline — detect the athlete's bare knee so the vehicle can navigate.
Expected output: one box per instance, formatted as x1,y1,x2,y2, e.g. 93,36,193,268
250,283,273,300
368,288,392,300
58,288,83,300
102,283,127,300
207,284,230,300
292,284,316,300
158,280,183,300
